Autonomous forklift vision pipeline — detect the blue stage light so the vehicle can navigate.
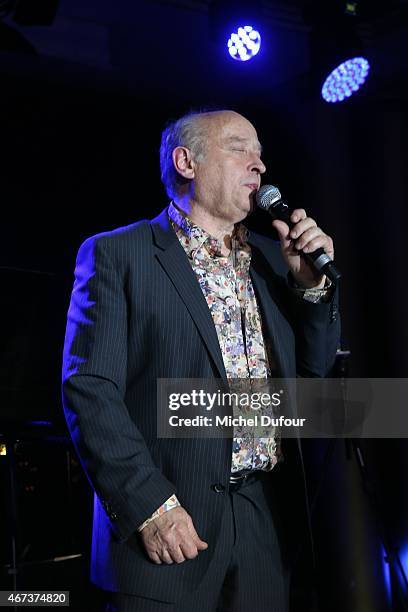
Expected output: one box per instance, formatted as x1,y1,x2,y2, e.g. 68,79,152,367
227,25,261,62
321,56,370,103
401,544,408,580
381,547,392,604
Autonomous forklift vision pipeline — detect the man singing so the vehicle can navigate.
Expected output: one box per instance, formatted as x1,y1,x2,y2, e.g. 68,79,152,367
62,109,340,611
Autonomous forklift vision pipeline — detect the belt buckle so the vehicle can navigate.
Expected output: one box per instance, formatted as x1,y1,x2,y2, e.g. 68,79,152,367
229,473,248,484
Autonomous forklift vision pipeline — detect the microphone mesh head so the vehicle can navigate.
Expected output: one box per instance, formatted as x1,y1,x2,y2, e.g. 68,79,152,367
256,184,281,210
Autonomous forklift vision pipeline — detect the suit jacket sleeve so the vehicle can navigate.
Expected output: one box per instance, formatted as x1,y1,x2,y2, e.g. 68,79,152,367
290,280,340,377
251,234,340,378
62,234,176,541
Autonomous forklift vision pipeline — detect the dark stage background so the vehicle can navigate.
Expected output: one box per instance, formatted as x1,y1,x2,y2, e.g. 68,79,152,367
1,1,408,610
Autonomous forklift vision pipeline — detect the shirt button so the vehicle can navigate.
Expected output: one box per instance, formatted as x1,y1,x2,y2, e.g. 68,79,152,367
212,483,226,493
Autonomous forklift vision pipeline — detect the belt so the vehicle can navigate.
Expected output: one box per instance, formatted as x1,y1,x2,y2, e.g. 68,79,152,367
229,470,264,489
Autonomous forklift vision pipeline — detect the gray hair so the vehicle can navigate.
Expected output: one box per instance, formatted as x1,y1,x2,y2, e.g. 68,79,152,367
160,110,225,200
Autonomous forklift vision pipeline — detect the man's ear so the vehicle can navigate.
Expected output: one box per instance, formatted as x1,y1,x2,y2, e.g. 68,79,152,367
172,146,195,180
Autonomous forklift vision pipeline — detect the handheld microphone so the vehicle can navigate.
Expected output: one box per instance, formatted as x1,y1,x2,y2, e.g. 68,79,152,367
256,184,341,284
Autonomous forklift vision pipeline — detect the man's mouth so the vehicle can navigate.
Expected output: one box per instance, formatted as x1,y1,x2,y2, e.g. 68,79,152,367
245,184,258,191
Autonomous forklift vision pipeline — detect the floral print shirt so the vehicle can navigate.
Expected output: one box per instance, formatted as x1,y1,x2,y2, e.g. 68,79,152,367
168,202,280,473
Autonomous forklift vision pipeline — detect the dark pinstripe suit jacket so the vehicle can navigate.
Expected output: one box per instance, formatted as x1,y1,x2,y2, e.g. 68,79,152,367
62,206,340,602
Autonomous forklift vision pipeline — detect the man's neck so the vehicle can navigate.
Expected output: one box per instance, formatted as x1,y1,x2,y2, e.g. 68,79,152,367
172,198,235,256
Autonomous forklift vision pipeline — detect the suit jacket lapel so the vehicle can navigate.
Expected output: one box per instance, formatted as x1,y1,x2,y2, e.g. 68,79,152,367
151,208,227,383
247,233,292,378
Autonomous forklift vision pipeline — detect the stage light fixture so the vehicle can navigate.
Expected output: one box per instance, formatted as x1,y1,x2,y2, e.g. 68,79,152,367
209,0,263,63
309,25,370,103
321,56,370,103
305,1,372,103
227,25,261,62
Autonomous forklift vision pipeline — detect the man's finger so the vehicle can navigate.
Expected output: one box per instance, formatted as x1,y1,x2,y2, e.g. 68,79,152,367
161,549,174,564
168,545,186,564
187,521,208,550
179,541,199,560
290,218,317,239
293,227,323,250
191,533,208,550
290,208,306,223
272,219,290,242
149,551,162,565
302,236,332,254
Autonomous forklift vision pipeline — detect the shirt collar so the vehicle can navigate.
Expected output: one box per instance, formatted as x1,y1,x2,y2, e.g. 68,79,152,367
168,201,249,257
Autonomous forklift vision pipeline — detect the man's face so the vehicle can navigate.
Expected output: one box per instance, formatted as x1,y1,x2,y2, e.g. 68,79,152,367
191,111,266,225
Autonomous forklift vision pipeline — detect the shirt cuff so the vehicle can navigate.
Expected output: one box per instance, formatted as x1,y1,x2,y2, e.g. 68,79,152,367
290,276,333,303
137,494,180,532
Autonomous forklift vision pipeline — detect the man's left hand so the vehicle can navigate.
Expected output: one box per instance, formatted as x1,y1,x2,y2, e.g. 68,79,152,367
272,208,334,289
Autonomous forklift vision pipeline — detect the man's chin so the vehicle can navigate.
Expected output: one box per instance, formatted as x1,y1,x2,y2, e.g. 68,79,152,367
241,198,256,219
228,198,255,224
245,195,256,216
236,205,252,223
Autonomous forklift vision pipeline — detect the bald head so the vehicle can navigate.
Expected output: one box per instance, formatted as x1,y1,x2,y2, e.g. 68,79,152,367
160,109,255,200
192,110,246,133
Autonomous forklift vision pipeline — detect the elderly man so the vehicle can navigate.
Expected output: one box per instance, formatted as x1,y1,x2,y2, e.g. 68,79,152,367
62,110,340,611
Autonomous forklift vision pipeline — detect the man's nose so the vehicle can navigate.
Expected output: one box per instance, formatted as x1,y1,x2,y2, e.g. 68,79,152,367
248,155,266,175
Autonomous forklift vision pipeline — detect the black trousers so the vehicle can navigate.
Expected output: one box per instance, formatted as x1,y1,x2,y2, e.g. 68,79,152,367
104,472,290,612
